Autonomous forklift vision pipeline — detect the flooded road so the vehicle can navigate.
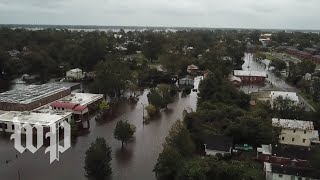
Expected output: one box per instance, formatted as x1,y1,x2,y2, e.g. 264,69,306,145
240,53,297,93
0,77,200,180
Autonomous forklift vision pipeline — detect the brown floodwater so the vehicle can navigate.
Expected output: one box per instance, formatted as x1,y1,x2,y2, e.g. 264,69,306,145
0,77,200,180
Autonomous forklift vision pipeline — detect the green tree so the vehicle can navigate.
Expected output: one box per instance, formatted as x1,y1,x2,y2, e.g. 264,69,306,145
153,145,183,180
165,121,195,156
145,104,157,117
312,77,320,102
84,137,112,180
93,56,131,98
270,59,286,74
272,96,305,119
310,146,320,169
99,100,110,111
113,120,136,148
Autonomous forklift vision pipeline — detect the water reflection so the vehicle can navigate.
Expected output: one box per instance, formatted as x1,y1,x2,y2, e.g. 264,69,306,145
115,146,134,166
0,77,201,180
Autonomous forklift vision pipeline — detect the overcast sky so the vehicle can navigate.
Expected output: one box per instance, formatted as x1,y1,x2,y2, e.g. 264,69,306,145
0,0,319,29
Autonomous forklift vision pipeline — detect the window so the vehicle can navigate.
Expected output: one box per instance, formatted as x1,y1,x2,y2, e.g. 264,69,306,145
303,139,306,143
291,176,295,180
304,130,307,134
298,177,302,180
278,174,283,178
282,137,285,141
12,125,14,130
293,129,296,133
292,138,295,142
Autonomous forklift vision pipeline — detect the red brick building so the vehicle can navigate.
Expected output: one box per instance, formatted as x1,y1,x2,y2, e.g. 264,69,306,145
233,70,268,85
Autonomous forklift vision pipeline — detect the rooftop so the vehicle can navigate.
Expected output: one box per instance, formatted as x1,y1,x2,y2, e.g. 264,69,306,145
272,118,315,130
233,70,267,77
56,93,103,106
272,144,312,160
0,82,79,104
257,144,272,155
271,163,320,179
304,48,318,52
204,135,233,152
270,91,299,103
68,68,82,73
0,111,72,126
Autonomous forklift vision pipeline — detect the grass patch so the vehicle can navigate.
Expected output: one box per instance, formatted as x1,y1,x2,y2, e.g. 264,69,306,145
264,53,277,61
298,92,319,109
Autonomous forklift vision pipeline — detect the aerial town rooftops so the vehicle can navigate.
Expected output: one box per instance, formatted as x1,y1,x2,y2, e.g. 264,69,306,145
0,82,79,104
272,118,315,130
233,70,267,77
56,93,103,106
270,91,299,103
0,111,72,126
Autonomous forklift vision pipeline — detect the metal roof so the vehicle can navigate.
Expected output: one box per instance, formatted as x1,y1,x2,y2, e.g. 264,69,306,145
272,118,315,130
233,70,267,77
270,91,299,103
0,82,79,105
0,111,72,126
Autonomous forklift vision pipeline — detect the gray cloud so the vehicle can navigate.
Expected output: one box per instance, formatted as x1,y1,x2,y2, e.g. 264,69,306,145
0,0,319,29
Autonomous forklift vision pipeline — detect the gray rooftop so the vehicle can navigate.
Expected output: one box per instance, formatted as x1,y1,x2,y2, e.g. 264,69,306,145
0,82,79,104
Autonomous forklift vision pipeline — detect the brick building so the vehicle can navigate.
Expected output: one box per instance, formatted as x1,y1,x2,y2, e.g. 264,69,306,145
233,70,268,85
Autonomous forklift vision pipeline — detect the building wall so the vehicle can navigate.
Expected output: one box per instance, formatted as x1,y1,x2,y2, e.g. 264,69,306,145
66,70,83,80
271,173,314,180
279,129,314,146
0,115,72,134
0,89,71,111
238,76,266,84
205,149,230,156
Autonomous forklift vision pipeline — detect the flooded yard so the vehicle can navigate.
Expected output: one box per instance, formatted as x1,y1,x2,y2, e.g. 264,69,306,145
0,77,201,180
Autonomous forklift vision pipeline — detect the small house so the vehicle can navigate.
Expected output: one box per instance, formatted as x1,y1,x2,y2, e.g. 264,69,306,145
66,68,84,81
204,135,233,156
178,75,194,88
187,64,199,74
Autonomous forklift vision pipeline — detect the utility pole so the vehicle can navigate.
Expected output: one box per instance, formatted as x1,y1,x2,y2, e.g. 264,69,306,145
18,169,21,180
141,103,145,125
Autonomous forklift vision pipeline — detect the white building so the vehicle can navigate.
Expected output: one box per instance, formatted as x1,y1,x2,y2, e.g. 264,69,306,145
272,118,319,147
264,162,320,180
66,68,84,81
0,111,72,134
270,91,300,108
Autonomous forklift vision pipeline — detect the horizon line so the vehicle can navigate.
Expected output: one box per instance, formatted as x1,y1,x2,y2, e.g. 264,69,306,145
1,23,320,32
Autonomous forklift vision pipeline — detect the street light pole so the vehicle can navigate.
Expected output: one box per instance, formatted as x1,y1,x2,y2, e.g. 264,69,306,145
141,103,145,125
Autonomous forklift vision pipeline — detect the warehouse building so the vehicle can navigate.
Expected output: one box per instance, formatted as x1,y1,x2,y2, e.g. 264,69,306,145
0,82,80,111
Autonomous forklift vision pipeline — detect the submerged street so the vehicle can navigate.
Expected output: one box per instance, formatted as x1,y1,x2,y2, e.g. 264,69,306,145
0,77,200,180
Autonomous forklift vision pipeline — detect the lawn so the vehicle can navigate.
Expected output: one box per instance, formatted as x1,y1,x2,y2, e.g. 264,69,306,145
265,53,277,61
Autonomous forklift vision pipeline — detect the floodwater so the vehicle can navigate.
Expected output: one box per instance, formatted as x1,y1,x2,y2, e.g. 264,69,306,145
0,77,200,180
240,53,296,94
